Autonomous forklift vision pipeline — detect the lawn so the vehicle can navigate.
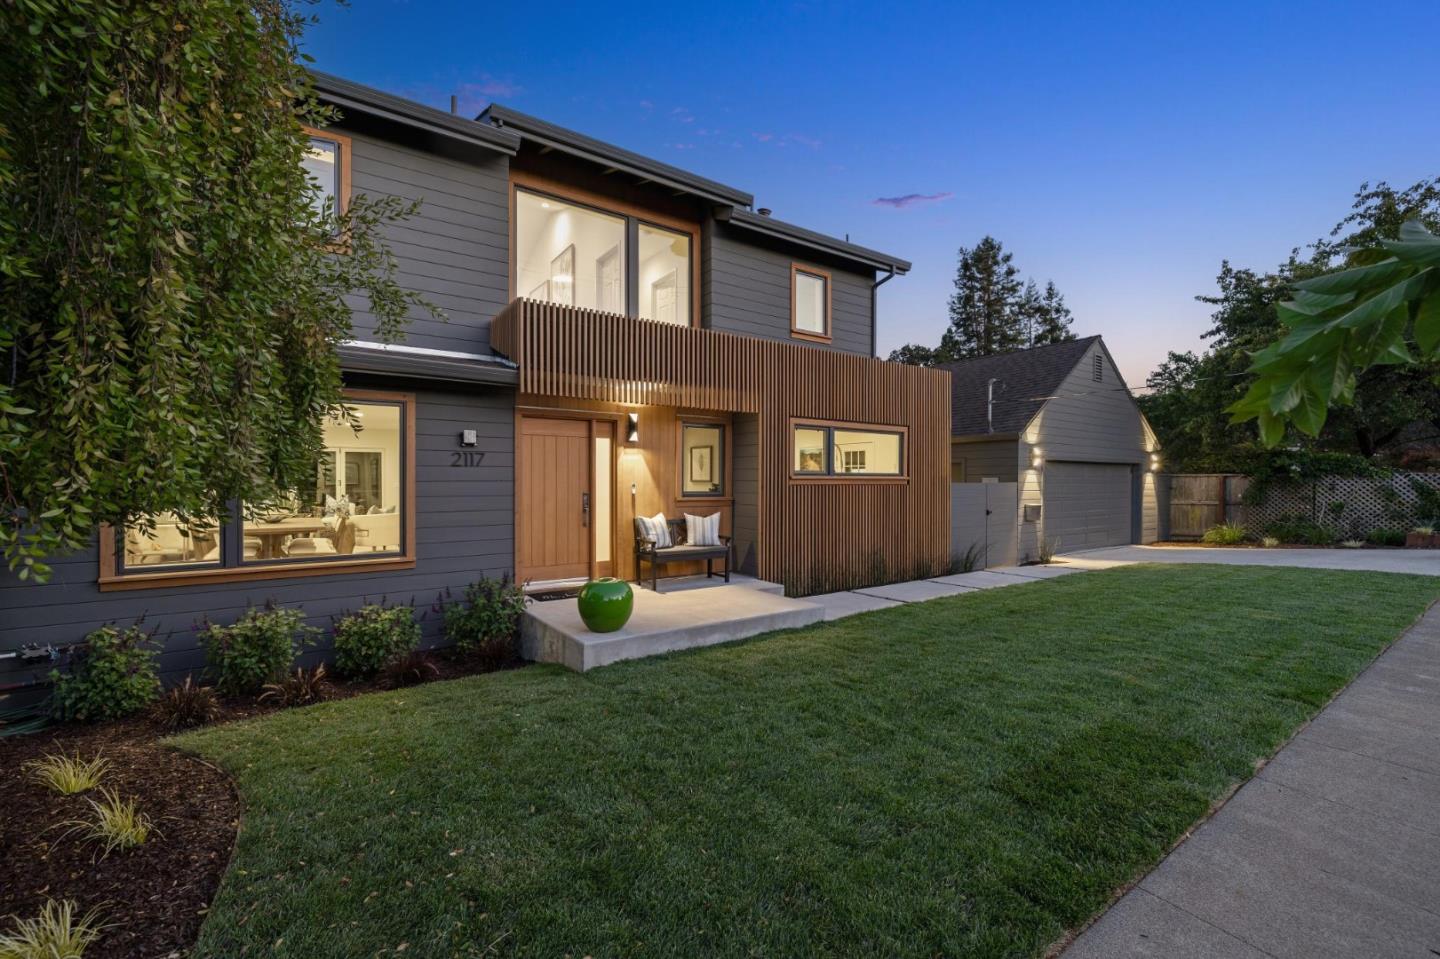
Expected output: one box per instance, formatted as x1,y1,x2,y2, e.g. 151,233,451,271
177,565,1439,958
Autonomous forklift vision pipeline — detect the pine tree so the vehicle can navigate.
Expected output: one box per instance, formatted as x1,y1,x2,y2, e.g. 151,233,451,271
938,236,1025,359
1031,281,1076,346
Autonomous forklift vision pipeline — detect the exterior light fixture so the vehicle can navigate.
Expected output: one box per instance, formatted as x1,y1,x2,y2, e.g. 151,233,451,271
1150,453,1161,471
626,411,639,443
1030,448,1044,469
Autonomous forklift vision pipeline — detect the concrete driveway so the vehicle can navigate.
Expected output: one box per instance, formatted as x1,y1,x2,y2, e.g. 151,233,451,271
1065,544,1439,577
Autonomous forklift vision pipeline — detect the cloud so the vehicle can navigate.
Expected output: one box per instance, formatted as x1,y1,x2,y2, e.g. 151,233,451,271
405,75,522,116
639,99,655,111
751,132,774,143
751,131,821,149
871,191,954,209
671,107,695,124
787,133,822,149
666,142,697,150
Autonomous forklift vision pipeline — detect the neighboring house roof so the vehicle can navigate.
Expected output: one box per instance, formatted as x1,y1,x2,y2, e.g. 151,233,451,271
939,336,1103,437
311,71,521,156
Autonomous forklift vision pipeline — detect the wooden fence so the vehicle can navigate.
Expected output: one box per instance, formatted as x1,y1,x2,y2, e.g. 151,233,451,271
1161,473,1250,540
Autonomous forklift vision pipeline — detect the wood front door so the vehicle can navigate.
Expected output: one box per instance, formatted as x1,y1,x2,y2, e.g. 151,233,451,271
518,416,596,582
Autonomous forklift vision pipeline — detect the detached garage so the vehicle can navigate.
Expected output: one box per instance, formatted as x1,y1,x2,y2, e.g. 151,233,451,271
942,336,1161,561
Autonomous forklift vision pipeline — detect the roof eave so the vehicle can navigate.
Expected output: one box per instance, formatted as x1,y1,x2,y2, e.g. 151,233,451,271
480,103,752,207
311,70,521,156
716,207,911,274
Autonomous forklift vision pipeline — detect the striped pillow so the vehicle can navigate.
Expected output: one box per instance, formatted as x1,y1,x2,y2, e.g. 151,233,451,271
685,512,721,547
639,512,672,548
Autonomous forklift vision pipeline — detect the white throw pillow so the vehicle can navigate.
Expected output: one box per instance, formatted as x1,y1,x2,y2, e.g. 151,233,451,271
685,512,721,547
639,512,672,548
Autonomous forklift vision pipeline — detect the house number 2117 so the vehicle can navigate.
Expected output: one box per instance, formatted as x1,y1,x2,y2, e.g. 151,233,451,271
450,451,486,467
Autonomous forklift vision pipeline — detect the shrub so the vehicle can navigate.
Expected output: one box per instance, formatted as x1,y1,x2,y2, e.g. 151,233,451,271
1366,527,1406,548
950,542,982,574
441,575,528,667
1261,536,1281,548
200,605,317,695
1262,515,1336,546
379,650,440,689
50,623,160,723
0,900,108,959
1201,522,1248,546
155,676,220,731
25,753,109,795
259,665,333,707
59,789,155,858
1340,539,1365,549
331,602,421,677
1036,537,1060,565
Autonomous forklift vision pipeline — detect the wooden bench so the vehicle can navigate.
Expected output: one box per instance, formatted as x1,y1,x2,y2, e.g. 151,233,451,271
633,517,731,592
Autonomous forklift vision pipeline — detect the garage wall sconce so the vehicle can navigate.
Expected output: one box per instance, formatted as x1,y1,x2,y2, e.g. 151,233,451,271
1030,448,1044,470
1149,453,1161,471
626,412,640,444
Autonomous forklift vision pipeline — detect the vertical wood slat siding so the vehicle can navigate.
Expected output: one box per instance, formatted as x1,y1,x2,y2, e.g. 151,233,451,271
494,299,951,593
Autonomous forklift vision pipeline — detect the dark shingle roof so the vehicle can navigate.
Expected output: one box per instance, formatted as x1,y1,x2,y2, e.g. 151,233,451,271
938,336,1100,436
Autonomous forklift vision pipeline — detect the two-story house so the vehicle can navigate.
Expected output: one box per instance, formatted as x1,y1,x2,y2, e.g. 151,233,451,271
1,72,951,682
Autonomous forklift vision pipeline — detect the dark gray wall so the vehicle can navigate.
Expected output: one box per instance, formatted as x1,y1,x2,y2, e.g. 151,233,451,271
343,129,510,356
703,220,875,356
0,378,515,692
731,413,760,575
952,439,1020,483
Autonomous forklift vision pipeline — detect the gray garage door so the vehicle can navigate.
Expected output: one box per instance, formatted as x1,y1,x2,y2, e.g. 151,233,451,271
1044,461,1133,552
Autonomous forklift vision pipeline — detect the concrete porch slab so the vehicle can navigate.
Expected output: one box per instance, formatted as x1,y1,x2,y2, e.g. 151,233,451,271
648,573,785,596
851,580,975,603
806,590,904,620
522,584,822,671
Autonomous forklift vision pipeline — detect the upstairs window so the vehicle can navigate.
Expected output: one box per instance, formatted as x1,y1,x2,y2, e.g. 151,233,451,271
302,128,350,227
791,265,830,340
514,185,695,325
515,189,626,312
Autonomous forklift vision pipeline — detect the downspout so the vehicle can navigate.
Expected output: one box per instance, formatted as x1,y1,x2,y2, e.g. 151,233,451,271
870,267,896,357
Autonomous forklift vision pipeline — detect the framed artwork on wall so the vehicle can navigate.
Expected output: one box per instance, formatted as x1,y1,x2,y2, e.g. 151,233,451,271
550,244,575,306
689,444,714,485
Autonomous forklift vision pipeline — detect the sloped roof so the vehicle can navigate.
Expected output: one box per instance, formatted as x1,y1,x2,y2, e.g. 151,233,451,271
938,336,1101,436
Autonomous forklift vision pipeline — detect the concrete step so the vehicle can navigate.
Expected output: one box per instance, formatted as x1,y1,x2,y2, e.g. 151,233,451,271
522,584,822,671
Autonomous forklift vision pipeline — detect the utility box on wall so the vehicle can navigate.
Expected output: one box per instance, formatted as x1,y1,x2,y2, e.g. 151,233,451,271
1023,504,1042,523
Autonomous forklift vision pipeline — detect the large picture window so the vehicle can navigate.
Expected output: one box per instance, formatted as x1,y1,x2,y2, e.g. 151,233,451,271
791,422,905,478
513,183,695,325
104,393,414,588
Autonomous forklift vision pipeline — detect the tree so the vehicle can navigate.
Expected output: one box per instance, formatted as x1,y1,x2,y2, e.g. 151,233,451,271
1142,179,1440,470
0,0,437,580
1014,280,1075,347
1230,179,1440,444
886,343,941,367
887,238,1074,366
939,236,1026,359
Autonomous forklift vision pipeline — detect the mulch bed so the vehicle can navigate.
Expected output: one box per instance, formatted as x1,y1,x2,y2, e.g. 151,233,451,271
0,648,516,958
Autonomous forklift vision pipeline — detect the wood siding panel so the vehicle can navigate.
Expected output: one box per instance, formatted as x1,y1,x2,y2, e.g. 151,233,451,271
494,300,950,594
0,381,516,685
344,132,510,355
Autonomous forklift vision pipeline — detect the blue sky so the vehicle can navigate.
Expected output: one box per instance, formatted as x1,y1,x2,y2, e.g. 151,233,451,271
303,0,1440,386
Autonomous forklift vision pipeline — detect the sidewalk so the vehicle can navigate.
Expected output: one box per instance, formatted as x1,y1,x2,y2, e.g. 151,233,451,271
1063,604,1440,958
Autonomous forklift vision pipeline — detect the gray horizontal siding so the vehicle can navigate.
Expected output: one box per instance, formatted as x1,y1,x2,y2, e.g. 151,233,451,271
344,131,510,356
0,382,516,691
704,220,874,356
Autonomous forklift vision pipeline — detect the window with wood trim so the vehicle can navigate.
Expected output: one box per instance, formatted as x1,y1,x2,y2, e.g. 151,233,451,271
102,392,415,588
791,422,905,478
302,126,351,229
791,265,831,340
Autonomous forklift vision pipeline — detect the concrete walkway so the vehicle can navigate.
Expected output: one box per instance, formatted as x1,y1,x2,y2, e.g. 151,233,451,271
1064,604,1440,959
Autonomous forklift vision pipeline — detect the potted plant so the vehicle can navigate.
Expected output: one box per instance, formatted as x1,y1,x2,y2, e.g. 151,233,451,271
1405,525,1437,548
